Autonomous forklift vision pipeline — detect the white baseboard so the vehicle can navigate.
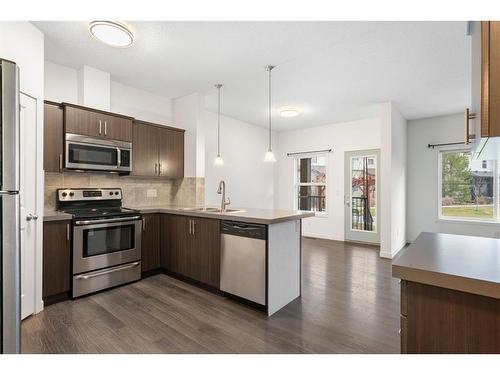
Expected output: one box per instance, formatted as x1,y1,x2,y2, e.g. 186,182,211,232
379,241,408,259
301,232,344,242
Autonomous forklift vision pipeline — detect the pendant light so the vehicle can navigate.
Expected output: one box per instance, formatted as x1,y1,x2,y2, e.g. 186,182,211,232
264,65,277,162
214,84,224,166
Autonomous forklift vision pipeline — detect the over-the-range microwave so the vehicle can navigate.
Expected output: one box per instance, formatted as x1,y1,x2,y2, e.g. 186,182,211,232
65,133,132,173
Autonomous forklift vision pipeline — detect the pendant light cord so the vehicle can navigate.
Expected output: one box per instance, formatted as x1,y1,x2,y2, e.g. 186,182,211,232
266,65,275,151
215,84,222,156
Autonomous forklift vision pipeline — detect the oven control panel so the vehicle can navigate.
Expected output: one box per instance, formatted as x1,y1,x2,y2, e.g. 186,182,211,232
57,188,122,202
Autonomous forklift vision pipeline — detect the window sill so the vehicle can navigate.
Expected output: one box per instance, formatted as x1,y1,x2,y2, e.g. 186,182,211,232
437,217,500,226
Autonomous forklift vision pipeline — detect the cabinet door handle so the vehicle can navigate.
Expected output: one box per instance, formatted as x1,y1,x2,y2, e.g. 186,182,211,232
192,220,196,235
154,163,158,175
142,217,146,231
66,223,70,241
159,163,162,175
59,154,63,172
465,108,476,145
104,120,107,136
99,120,102,135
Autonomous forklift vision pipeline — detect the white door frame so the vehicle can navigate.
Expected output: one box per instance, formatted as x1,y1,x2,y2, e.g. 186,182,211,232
344,149,381,244
20,91,44,315
19,92,39,319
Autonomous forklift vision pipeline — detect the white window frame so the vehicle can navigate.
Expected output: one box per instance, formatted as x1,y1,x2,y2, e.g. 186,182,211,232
294,153,328,217
437,149,498,223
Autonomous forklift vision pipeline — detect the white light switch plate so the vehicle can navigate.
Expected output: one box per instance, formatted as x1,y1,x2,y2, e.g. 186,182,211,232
146,189,157,198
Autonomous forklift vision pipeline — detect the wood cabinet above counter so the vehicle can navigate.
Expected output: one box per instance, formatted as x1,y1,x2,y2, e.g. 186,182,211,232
43,101,185,177
63,103,133,142
132,120,184,179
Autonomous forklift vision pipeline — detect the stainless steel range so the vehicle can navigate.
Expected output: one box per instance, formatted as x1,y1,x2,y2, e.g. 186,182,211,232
57,188,142,298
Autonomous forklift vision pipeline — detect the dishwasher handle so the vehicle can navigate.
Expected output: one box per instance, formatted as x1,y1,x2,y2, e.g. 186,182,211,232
221,221,266,240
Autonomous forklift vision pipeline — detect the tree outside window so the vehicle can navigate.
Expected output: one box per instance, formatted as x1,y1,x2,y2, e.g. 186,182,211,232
440,151,495,220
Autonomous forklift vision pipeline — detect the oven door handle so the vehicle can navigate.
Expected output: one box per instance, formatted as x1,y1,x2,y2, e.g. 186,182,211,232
75,215,142,225
117,147,121,167
74,261,141,280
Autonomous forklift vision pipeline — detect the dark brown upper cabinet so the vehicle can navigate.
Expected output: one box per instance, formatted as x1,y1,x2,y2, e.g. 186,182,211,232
63,103,133,142
469,21,500,159
43,101,64,173
132,120,184,179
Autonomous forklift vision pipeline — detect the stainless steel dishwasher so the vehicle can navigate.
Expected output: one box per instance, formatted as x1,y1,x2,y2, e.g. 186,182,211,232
220,221,266,305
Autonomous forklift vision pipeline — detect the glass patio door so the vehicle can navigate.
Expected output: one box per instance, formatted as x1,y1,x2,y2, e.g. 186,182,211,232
344,149,380,244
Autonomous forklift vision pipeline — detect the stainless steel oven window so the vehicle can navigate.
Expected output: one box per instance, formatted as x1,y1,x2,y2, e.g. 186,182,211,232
83,223,135,257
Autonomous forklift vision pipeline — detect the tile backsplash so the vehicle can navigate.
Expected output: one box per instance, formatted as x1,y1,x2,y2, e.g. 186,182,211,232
44,172,205,211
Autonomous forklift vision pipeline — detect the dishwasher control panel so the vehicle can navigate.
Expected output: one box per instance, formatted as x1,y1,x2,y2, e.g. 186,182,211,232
221,221,266,239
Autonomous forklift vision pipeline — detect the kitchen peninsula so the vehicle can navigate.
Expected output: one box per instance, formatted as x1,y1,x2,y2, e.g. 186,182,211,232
44,204,314,316
392,232,500,353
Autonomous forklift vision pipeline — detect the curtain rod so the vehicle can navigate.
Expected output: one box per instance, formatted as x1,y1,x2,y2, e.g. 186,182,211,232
427,142,468,149
286,148,333,157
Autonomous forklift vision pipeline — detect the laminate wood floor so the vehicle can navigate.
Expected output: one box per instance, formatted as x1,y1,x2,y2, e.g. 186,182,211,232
21,238,400,353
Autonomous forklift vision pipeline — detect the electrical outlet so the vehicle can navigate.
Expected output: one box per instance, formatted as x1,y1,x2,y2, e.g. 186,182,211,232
146,189,157,198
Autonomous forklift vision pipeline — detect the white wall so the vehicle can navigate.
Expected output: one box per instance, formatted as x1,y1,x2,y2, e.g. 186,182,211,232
277,117,382,240
202,108,278,209
78,65,110,111
111,81,173,124
45,61,173,124
407,113,500,241
172,93,200,177
380,103,407,258
0,21,45,313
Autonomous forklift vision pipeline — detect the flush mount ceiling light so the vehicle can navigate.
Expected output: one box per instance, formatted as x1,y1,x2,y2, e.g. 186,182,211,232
89,21,134,48
264,65,277,163
279,106,303,118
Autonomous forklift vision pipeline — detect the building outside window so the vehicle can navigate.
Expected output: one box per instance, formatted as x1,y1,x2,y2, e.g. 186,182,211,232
295,155,327,213
439,150,497,221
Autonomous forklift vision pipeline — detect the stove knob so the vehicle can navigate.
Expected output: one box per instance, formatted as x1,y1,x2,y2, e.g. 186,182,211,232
109,191,113,196
62,192,67,197
69,192,74,197
115,191,119,195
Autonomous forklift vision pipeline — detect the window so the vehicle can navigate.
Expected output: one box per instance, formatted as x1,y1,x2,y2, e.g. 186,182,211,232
295,155,327,213
439,150,497,221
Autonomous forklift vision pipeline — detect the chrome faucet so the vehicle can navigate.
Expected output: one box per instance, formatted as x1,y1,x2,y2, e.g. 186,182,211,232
217,180,231,212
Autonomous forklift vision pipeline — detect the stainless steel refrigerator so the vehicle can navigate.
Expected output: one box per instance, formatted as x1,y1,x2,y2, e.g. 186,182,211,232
0,58,21,354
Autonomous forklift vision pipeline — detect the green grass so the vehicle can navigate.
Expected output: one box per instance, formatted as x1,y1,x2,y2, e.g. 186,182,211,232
442,205,493,219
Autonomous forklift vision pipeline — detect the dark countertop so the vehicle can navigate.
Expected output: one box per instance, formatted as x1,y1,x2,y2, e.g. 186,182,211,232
43,210,73,222
44,205,315,225
392,232,500,299
127,205,315,225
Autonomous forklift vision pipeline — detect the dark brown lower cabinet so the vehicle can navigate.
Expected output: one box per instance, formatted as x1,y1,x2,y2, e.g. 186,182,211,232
43,221,71,302
401,280,500,353
160,214,220,288
141,214,161,272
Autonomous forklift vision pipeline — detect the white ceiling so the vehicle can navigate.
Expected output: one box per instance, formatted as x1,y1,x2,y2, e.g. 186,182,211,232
33,21,468,130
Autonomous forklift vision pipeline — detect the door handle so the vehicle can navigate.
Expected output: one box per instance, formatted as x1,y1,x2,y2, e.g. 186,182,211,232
26,213,38,221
